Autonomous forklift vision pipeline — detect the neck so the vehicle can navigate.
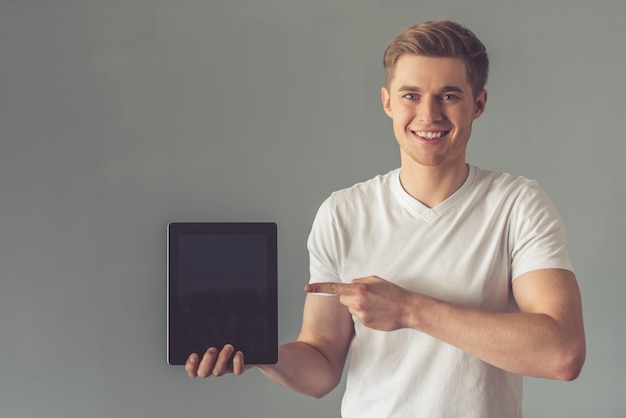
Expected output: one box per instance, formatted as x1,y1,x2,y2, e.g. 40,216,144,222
399,161,469,208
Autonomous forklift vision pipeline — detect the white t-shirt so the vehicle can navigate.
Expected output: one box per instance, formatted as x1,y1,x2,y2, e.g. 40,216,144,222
307,165,573,418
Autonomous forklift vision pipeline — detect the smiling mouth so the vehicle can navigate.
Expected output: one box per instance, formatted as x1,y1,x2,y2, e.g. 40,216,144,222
414,130,450,139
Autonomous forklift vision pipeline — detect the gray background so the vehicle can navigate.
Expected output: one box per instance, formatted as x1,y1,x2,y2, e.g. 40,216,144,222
1,1,624,417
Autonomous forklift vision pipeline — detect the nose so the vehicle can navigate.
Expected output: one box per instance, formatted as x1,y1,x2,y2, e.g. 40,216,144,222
417,96,443,123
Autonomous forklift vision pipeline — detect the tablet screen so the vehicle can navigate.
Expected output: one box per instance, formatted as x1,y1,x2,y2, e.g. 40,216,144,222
167,222,278,365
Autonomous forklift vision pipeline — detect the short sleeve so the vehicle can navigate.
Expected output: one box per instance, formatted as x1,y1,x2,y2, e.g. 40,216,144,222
306,196,342,284
509,182,573,280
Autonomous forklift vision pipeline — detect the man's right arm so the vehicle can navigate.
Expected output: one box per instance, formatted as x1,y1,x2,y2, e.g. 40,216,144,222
185,290,354,399
257,292,354,398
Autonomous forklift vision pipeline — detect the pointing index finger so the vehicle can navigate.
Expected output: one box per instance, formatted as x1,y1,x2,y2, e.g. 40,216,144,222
305,282,345,295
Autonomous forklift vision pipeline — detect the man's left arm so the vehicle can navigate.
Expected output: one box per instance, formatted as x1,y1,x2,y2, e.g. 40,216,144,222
306,268,586,380
405,268,585,380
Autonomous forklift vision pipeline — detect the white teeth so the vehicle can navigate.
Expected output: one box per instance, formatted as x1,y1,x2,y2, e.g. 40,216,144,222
416,131,445,139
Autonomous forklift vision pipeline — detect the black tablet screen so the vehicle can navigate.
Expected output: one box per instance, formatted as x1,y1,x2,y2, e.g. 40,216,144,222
167,223,278,365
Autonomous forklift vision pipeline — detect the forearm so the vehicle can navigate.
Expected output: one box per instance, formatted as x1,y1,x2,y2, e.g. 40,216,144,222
257,341,343,398
406,292,585,380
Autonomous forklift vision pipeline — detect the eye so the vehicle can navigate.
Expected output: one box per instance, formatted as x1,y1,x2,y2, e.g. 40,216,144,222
440,93,461,102
403,93,418,101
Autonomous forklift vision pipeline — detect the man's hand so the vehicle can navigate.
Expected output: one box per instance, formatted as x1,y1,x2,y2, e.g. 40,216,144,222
305,276,413,331
185,344,249,378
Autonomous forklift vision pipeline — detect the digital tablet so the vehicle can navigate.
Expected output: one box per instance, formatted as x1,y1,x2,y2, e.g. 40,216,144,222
167,222,278,365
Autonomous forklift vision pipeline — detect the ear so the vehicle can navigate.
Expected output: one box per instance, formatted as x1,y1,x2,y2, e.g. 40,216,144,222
473,89,488,120
381,87,393,118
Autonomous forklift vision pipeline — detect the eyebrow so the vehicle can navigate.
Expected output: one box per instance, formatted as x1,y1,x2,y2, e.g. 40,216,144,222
398,85,466,94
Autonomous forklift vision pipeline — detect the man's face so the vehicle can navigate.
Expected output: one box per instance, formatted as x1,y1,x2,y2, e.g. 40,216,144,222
381,54,487,170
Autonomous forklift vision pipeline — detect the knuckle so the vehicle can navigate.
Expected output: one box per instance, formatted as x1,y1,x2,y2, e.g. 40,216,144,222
354,282,368,295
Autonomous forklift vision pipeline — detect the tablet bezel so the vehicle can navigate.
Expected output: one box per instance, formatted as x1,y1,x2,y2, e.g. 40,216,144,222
167,222,278,366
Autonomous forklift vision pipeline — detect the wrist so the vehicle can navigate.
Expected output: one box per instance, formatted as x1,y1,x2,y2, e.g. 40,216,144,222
401,291,430,330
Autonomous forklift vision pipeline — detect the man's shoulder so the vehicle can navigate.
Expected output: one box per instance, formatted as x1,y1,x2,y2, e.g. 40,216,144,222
473,165,541,194
469,166,556,217
328,169,399,201
316,169,400,217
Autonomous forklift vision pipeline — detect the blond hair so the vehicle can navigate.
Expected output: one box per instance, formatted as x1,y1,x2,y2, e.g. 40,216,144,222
383,20,489,97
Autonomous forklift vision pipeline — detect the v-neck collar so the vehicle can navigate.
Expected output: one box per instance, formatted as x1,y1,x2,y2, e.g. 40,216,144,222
391,165,477,222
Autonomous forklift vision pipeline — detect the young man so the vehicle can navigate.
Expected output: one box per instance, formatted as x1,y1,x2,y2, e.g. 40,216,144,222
185,20,586,417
